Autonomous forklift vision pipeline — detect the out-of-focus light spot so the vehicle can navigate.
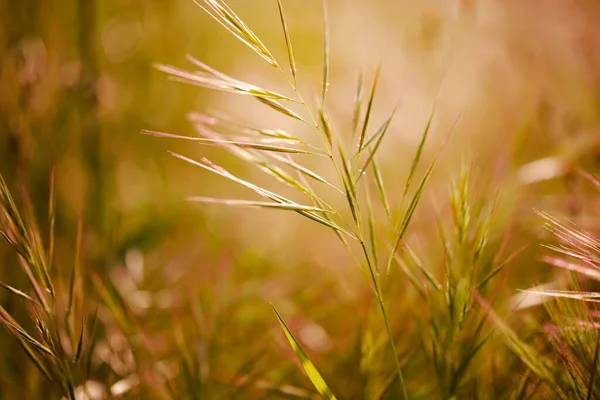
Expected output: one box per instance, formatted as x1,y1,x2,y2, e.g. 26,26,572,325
299,321,332,353
110,375,140,397
518,156,567,184
63,381,106,400
125,248,144,284
101,17,143,64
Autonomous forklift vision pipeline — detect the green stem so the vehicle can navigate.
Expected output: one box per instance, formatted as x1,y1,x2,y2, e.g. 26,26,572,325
361,241,408,399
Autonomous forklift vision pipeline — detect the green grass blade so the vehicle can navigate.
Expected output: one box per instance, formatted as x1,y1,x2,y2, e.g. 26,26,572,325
73,317,86,364
473,290,555,382
356,106,397,181
318,105,333,148
372,159,391,219
386,154,437,276
403,103,435,200
352,70,364,139
365,183,379,267
338,143,360,224
357,65,381,152
271,304,337,400
587,332,600,400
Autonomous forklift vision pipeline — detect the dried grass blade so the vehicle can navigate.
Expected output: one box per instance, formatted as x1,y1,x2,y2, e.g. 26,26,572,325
587,332,600,400
268,153,343,194
318,105,333,149
195,0,278,67
472,290,555,382
142,130,318,155
275,0,297,85
187,197,331,213
192,125,330,202
0,281,39,304
321,0,330,103
372,159,391,219
338,144,359,224
0,307,54,382
73,317,86,364
155,63,295,102
352,70,364,138
356,106,397,181
256,97,312,125
0,306,54,357
271,304,337,400
365,184,379,267
171,152,355,238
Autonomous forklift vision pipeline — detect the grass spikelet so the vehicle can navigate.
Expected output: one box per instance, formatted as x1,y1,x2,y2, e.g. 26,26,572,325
357,65,381,152
275,0,297,85
402,104,436,201
256,96,313,125
194,0,279,67
321,0,330,103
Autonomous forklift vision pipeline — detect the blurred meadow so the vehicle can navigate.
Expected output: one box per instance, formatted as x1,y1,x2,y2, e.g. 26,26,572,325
3,0,600,398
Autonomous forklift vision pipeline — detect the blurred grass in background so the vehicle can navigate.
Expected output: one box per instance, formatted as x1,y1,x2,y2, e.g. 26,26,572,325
2,0,600,398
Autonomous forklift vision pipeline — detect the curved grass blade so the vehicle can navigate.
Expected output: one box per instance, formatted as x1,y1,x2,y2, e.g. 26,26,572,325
275,0,297,85
271,304,337,400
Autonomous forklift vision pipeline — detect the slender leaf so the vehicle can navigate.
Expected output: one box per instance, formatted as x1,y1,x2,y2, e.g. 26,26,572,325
321,0,330,103
187,197,332,212
357,65,381,151
275,0,297,84
271,305,337,400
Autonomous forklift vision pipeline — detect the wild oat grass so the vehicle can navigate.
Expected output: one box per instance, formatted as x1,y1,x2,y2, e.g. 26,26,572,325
3,1,600,399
